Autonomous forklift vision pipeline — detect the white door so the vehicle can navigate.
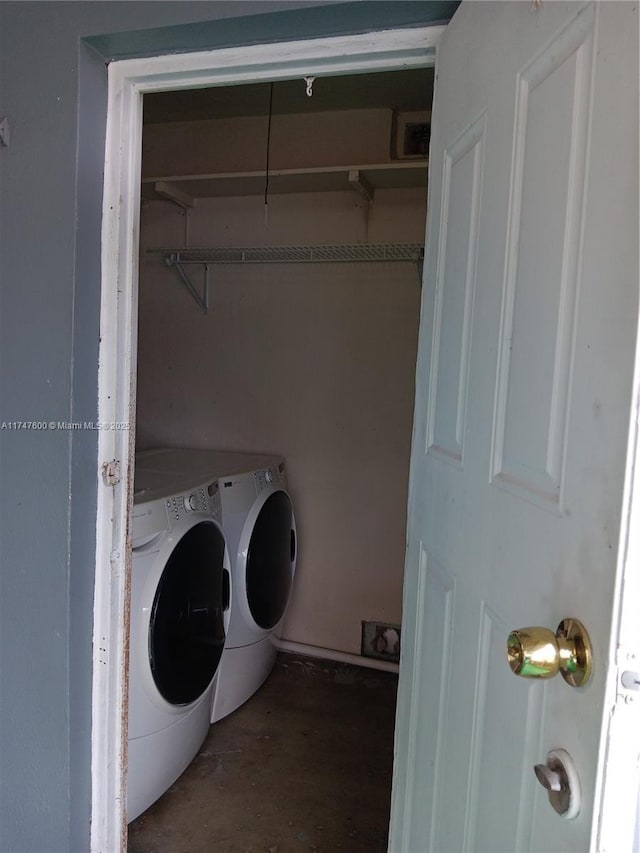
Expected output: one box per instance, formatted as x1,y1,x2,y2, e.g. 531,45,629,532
389,2,638,852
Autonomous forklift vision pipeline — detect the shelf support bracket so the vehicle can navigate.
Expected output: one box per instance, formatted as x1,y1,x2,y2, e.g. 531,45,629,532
348,169,373,240
165,253,209,315
154,181,194,209
348,169,374,204
155,182,194,246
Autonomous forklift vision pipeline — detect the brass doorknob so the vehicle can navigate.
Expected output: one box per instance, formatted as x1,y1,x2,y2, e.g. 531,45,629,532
507,618,592,687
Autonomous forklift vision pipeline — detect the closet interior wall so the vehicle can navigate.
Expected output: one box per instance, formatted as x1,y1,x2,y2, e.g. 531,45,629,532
136,105,427,656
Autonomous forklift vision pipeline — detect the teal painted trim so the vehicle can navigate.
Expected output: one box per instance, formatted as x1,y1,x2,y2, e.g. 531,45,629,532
85,1,459,60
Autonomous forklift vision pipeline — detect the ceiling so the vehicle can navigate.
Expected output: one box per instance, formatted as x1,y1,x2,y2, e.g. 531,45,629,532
143,68,434,123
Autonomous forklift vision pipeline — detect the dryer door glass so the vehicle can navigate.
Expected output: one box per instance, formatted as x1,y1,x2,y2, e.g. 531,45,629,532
246,491,294,630
149,520,226,705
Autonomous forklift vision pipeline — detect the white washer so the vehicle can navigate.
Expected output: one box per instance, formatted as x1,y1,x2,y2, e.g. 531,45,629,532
128,469,231,822
136,449,297,722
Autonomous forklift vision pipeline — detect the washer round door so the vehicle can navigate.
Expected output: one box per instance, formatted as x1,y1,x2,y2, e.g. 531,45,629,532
245,490,297,631
149,519,228,705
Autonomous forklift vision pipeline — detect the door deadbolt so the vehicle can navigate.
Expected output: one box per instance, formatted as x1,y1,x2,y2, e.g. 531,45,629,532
507,618,592,687
534,749,581,819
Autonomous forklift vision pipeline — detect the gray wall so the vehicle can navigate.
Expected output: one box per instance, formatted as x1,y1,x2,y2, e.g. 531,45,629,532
0,2,457,850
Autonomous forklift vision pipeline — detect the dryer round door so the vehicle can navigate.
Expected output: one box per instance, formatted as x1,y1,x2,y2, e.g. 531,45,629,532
149,518,229,706
243,489,297,632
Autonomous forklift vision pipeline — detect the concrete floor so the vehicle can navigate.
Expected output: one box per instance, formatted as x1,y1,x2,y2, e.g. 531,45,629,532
128,653,398,853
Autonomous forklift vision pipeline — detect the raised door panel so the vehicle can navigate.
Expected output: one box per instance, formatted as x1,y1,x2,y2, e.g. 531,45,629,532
491,8,595,510
427,114,485,466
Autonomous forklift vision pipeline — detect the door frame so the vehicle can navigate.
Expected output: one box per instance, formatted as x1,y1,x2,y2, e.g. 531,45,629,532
93,24,443,851
93,12,640,853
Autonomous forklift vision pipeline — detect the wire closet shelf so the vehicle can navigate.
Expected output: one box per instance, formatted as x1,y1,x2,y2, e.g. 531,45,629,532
150,243,424,265
147,243,425,314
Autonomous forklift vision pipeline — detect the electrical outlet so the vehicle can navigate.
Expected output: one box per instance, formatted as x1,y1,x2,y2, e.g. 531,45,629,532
361,620,401,664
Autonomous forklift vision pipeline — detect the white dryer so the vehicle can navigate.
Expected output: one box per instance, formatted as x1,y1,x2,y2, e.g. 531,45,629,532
136,449,297,722
128,469,231,822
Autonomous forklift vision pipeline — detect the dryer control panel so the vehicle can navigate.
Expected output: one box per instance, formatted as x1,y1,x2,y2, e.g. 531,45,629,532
254,465,283,493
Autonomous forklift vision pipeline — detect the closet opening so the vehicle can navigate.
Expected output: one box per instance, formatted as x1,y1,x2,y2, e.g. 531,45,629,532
128,65,433,853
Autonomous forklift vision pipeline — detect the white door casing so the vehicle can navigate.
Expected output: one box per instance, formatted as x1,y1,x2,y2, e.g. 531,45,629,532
93,26,442,853
389,3,639,852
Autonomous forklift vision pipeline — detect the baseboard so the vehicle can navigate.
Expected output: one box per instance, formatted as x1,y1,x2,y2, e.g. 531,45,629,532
277,639,399,674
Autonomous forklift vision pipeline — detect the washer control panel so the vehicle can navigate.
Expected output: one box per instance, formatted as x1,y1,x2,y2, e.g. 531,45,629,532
183,485,208,514
207,480,222,520
166,493,186,522
166,481,221,522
